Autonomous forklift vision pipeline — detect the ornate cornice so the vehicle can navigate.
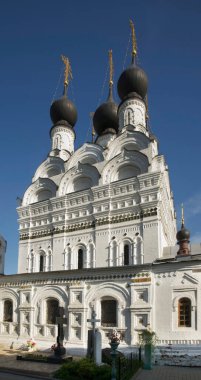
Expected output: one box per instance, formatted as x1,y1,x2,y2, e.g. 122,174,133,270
19,208,157,240
0,264,152,287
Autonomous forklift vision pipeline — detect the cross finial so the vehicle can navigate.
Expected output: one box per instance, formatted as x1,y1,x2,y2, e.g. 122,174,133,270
129,19,137,63
109,49,114,87
61,55,73,95
181,203,185,227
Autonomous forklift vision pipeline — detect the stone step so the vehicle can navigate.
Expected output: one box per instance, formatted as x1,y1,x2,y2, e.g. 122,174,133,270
154,345,201,367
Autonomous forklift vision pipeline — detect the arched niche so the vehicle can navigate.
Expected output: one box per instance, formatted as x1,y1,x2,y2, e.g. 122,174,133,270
117,164,140,181
73,177,93,192
58,163,100,196
0,289,19,324
46,168,61,177
3,299,13,322
67,143,104,169
106,131,149,162
102,149,149,185
53,134,62,150
22,178,57,206
36,189,52,202
124,107,134,126
33,157,65,181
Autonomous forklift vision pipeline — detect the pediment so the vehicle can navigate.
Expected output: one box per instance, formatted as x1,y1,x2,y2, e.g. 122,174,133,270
182,272,199,285
58,162,100,195
67,144,104,169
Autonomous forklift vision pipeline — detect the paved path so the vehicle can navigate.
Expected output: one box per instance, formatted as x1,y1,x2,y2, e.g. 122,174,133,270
0,372,48,380
0,344,59,378
133,366,201,380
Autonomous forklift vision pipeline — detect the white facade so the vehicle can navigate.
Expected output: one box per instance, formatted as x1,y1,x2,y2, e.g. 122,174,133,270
0,257,201,349
0,54,201,354
17,102,176,275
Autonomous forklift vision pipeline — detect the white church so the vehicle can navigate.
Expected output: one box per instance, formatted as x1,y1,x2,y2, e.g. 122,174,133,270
0,22,201,353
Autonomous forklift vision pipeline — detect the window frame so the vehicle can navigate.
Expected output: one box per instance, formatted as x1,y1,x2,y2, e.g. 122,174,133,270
178,297,191,328
78,248,84,269
101,299,117,327
39,254,44,272
124,244,130,266
3,299,13,322
46,298,59,325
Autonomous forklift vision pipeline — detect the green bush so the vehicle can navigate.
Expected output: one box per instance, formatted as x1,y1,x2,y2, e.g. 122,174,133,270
54,358,111,380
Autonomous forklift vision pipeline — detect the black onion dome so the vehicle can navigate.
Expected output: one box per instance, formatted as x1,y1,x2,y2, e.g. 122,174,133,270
176,225,190,242
93,89,119,136
117,64,148,101
50,96,77,127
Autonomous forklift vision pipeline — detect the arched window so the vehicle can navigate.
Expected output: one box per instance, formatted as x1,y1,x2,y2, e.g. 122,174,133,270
101,299,117,327
178,298,191,327
46,298,59,324
78,249,84,269
39,255,44,272
124,244,129,265
4,299,13,322
128,110,132,124
54,134,61,150
125,108,133,126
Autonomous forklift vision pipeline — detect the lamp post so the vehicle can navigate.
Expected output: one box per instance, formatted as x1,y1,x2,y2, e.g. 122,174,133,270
109,330,121,380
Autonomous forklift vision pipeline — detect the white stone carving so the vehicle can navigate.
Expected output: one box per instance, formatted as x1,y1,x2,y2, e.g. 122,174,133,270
22,178,57,206
118,98,148,135
58,163,100,195
51,125,75,154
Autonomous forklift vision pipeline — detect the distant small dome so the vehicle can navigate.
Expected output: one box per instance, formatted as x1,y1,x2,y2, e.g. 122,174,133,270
117,64,148,101
50,96,77,127
93,88,119,136
176,226,190,242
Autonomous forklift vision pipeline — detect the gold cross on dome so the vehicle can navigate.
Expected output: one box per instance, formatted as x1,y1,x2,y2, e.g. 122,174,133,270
61,55,73,88
181,203,185,226
129,19,137,59
108,49,114,86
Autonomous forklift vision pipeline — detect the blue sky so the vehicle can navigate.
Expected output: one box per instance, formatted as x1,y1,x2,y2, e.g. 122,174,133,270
0,0,201,274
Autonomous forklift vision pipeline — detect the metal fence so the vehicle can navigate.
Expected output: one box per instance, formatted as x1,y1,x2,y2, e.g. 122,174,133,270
117,351,141,380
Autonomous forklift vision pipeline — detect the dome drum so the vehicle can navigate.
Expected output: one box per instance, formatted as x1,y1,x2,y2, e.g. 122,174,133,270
101,127,117,135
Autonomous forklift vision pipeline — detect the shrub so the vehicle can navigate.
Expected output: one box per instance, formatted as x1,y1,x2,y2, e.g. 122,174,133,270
54,358,111,380
138,328,158,346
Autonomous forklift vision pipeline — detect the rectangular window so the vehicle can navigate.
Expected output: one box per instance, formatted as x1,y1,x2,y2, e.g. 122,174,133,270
178,298,191,327
101,300,117,327
4,300,13,322
78,249,83,269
